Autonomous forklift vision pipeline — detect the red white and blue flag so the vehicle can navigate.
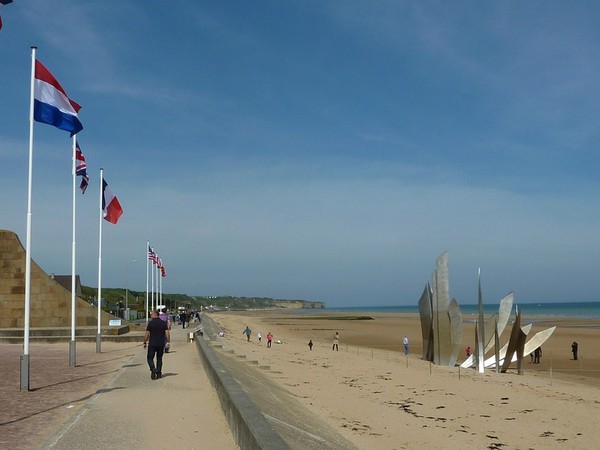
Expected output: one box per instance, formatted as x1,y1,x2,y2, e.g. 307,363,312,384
34,59,83,135
101,178,123,224
147,246,158,264
75,142,89,194
0,1,13,31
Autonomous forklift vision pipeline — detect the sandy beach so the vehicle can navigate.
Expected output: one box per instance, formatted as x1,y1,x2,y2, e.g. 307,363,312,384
209,310,600,449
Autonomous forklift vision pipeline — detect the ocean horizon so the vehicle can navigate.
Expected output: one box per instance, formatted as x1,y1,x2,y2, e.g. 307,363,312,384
324,301,600,319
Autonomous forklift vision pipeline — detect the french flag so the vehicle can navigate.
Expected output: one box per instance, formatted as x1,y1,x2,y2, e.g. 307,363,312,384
102,178,123,224
34,59,83,135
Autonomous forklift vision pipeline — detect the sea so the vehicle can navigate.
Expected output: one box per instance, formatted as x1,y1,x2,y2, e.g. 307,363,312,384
324,301,600,319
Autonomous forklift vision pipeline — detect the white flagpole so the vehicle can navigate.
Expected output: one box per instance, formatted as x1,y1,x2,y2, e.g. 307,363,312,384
145,241,150,323
157,261,161,307
21,45,37,391
69,135,77,366
158,263,161,307
151,254,155,310
96,168,104,353
156,260,160,308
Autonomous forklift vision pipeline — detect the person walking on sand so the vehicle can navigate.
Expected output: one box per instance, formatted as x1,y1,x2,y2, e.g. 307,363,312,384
333,332,339,351
243,326,252,342
257,332,262,343
143,310,170,380
533,346,542,364
267,331,273,348
308,339,313,350
572,341,578,360
403,336,409,355
466,346,471,358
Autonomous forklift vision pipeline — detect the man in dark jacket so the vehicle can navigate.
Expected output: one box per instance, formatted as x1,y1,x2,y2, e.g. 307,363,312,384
144,310,170,379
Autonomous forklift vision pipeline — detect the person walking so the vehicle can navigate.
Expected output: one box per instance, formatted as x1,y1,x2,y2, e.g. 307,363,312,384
243,326,252,342
308,339,313,350
266,331,273,348
143,310,170,380
403,336,409,355
179,311,187,329
158,307,171,353
257,332,262,343
332,332,339,351
533,346,542,364
572,341,579,360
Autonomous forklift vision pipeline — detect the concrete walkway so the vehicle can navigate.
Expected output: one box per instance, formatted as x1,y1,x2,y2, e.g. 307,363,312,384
42,326,237,450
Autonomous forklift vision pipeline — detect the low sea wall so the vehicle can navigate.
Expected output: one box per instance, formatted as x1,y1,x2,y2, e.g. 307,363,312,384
194,315,290,450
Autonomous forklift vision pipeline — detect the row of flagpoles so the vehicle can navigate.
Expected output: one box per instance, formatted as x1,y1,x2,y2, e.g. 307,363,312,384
146,243,167,323
21,47,124,390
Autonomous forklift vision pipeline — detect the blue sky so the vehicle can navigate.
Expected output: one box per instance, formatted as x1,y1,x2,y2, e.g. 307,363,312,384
2,1,600,307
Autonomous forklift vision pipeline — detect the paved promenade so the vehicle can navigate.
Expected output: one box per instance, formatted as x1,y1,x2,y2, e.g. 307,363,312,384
1,326,237,450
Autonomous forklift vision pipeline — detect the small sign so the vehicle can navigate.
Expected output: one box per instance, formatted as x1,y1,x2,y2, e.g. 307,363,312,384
109,319,122,327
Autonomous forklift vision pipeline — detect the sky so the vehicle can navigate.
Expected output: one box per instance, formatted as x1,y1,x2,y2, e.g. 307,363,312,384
2,1,600,308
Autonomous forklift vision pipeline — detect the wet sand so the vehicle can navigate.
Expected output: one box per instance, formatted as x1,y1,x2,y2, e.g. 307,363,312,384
210,310,600,449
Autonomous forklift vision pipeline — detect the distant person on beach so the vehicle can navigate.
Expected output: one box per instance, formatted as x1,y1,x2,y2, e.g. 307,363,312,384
533,346,542,364
143,310,170,380
333,332,339,351
257,332,262,342
243,326,252,342
308,339,313,350
466,346,471,358
403,336,409,355
572,341,578,360
267,331,273,348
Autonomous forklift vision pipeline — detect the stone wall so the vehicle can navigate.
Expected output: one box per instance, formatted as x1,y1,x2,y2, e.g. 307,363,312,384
0,229,115,328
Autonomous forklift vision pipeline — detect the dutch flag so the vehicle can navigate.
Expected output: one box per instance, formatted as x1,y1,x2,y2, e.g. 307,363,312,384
34,59,83,136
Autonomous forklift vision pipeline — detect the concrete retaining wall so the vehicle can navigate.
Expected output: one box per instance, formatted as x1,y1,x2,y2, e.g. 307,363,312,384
194,316,290,450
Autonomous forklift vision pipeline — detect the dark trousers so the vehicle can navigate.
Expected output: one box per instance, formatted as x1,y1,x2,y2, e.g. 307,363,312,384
147,345,165,373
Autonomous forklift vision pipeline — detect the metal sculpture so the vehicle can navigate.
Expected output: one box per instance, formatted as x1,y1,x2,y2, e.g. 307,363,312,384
419,252,557,374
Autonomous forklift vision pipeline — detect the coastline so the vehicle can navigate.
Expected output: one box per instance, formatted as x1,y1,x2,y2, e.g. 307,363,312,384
207,310,600,448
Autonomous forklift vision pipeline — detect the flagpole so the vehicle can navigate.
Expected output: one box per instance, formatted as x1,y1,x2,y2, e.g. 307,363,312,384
157,258,160,307
69,135,77,366
21,45,37,391
145,241,149,323
158,262,161,307
151,254,155,310
96,168,104,353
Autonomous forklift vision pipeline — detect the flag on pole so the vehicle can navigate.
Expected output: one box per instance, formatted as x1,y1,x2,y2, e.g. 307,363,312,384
147,246,158,264
161,264,166,278
0,1,13,31
75,142,89,194
34,59,83,135
101,177,123,224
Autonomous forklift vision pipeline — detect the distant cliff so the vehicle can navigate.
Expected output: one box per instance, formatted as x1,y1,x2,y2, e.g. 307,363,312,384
272,300,325,309
80,288,326,311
